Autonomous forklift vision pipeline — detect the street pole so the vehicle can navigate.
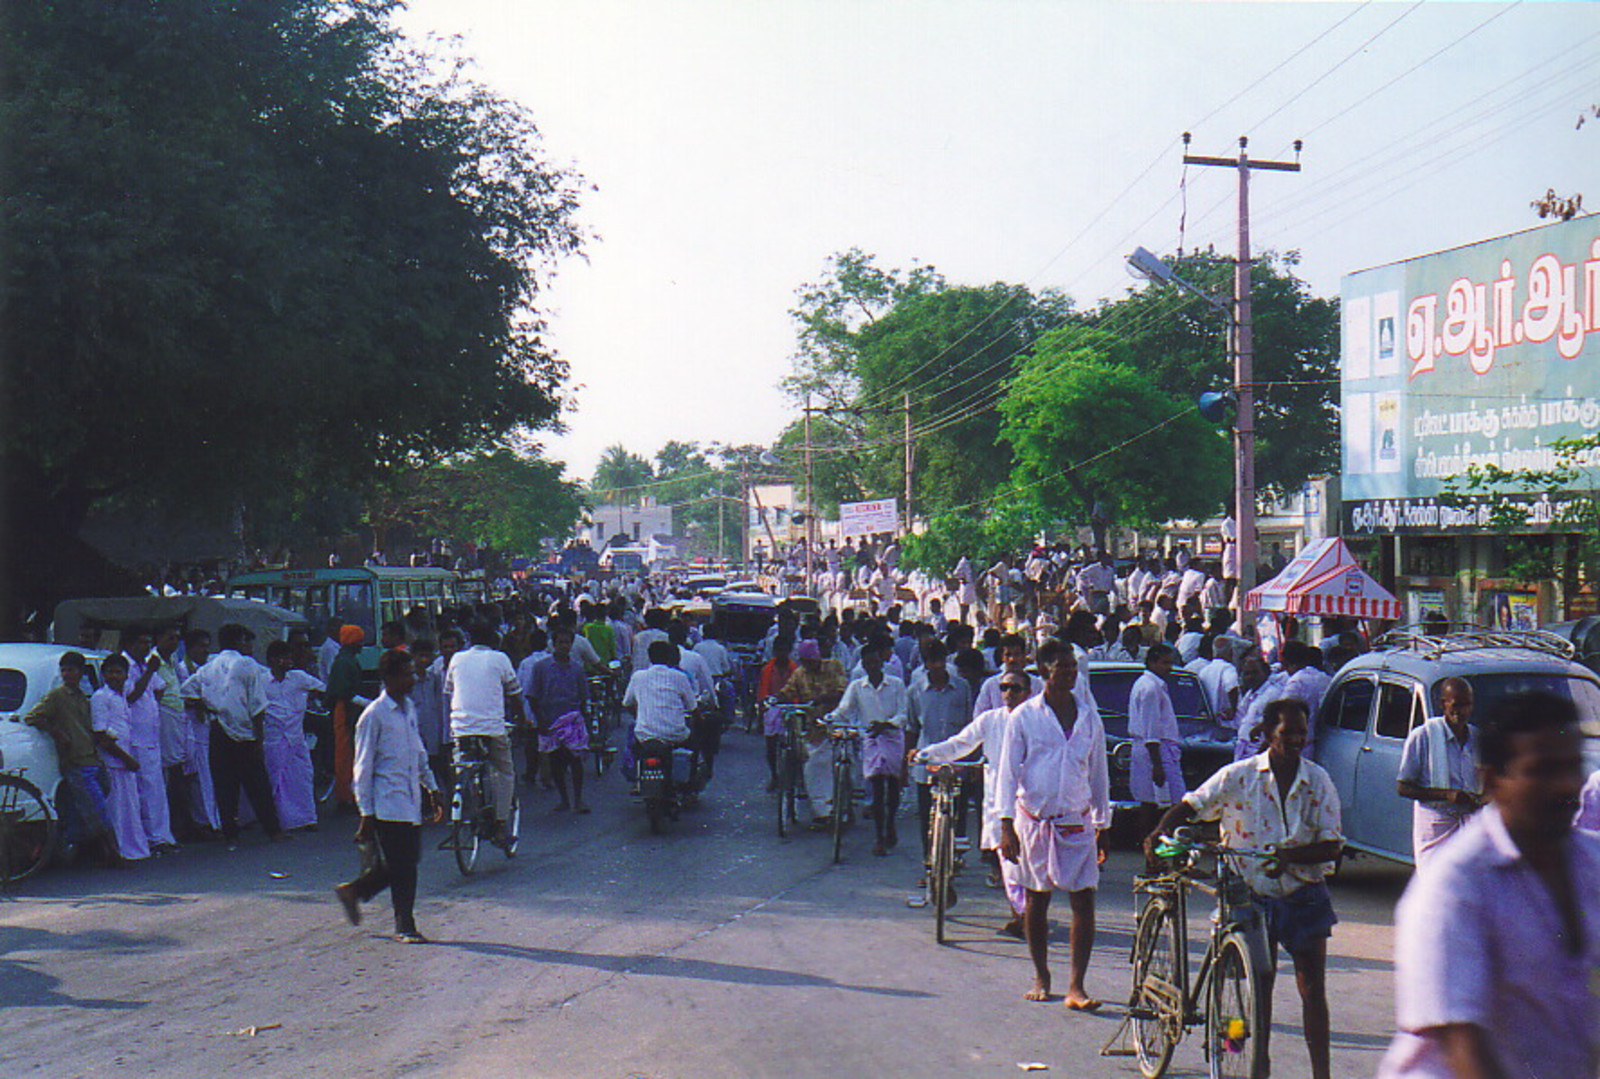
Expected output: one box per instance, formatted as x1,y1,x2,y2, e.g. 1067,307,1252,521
1182,133,1301,621
804,395,815,594
903,392,913,535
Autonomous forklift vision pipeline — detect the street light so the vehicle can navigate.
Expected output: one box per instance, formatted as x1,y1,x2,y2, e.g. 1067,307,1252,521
1126,246,1253,621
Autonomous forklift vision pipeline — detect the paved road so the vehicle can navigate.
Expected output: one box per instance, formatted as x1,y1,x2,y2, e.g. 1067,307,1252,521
2,727,1409,1078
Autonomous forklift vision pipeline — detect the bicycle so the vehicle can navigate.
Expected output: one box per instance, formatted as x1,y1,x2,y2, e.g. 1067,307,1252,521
1110,829,1275,1079
440,735,521,875
585,664,622,776
925,760,983,944
767,702,812,838
0,769,55,885
827,722,861,864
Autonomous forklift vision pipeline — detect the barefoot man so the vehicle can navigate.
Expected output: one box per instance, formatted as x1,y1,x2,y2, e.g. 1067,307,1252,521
995,639,1110,1009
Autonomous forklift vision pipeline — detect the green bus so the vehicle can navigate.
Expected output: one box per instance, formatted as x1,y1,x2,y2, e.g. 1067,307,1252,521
225,566,461,675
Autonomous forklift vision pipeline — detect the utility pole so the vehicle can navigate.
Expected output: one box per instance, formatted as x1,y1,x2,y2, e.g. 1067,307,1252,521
1181,133,1301,619
903,393,913,535
804,395,815,594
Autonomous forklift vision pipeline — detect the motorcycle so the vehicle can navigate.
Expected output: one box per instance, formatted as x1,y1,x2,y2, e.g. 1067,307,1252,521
635,735,710,833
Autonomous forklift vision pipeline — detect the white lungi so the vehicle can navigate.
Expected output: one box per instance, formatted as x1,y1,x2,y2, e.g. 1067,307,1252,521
105,761,151,860
1131,740,1186,805
803,740,835,818
1014,807,1098,893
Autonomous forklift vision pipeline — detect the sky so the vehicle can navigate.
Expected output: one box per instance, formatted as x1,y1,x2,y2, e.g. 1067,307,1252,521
396,0,1599,482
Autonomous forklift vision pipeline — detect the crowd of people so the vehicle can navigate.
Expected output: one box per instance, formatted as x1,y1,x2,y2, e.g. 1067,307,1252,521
21,543,1600,1077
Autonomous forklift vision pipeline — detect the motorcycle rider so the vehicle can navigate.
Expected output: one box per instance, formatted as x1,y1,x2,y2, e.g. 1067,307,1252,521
623,640,697,788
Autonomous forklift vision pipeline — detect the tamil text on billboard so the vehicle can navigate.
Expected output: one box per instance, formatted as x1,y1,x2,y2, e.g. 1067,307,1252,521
1341,217,1600,533
839,498,900,537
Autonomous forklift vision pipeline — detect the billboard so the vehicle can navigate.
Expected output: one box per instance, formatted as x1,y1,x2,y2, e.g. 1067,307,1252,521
839,498,899,537
1341,217,1600,534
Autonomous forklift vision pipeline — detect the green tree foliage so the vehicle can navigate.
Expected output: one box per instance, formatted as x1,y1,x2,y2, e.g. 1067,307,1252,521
589,446,656,506
998,327,1232,528
1439,435,1600,583
371,447,584,556
900,500,1048,576
1088,250,1338,500
782,250,1070,516
0,0,585,623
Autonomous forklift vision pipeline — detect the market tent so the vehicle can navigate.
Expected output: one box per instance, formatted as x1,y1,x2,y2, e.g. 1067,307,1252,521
1244,537,1401,620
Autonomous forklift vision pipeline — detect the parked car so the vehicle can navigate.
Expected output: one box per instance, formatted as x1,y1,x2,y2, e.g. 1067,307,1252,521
0,643,110,824
1314,627,1600,865
1086,661,1235,815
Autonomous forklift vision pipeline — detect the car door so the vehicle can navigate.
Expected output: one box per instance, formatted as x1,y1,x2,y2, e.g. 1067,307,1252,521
1314,675,1377,839
1353,677,1426,862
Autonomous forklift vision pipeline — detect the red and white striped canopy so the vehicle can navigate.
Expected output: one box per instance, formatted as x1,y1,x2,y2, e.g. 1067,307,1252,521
1245,537,1402,621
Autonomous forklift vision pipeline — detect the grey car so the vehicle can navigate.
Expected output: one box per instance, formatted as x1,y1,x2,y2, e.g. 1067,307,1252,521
1312,628,1600,865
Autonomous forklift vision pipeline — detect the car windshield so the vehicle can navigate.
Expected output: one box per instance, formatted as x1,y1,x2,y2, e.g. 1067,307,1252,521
1090,670,1215,739
1432,673,1600,771
0,669,26,712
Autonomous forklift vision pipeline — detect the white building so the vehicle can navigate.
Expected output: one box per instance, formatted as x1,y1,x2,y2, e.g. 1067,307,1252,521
581,500,674,549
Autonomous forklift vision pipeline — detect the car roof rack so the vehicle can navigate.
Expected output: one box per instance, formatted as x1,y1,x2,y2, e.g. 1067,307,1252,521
1372,623,1576,662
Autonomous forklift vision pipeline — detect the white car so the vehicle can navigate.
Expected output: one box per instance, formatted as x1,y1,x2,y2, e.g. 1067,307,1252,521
0,643,110,818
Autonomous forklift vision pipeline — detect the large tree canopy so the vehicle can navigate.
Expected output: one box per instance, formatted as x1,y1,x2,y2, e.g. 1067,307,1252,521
0,0,585,623
998,327,1233,529
1090,251,1338,499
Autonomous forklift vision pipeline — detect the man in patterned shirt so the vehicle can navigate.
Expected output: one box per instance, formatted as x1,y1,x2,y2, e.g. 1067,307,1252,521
1146,698,1342,1079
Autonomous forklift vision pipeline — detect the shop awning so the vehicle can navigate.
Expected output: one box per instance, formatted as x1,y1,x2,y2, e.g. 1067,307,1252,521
1244,537,1402,620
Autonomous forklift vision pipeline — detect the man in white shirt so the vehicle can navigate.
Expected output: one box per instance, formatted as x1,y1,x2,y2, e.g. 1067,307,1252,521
631,609,670,671
180,623,287,846
1198,636,1241,723
972,633,1044,717
1130,644,1186,837
1377,691,1599,1079
444,623,521,846
1396,677,1482,869
1281,641,1333,751
624,641,697,746
316,618,343,684
834,639,909,856
1233,654,1289,759
335,649,439,943
996,640,1111,1011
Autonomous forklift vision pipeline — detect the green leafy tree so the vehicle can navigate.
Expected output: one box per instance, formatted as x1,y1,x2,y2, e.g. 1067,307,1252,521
371,447,584,556
1090,250,1338,499
0,0,585,627
998,327,1232,529
899,499,1048,576
589,446,656,506
1439,435,1600,584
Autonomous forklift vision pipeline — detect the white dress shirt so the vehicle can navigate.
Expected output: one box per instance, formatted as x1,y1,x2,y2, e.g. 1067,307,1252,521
445,646,520,738
833,673,909,732
1198,657,1240,720
994,691,1110,828
677,649,715,701
181,649,267,742
353,690,437,824
264,669,325,744
624,665,697,743
693,639,732,677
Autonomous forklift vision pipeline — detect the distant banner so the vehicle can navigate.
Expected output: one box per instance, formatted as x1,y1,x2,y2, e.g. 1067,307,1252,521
839,498,899,537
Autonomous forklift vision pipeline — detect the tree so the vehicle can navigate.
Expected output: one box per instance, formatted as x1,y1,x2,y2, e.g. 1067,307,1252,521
1089,250,1338,500
589,446,656,505
998,327,1232,529
900,499,1048,576
0,1,585,626
369,446,584,556
781,250,1070,516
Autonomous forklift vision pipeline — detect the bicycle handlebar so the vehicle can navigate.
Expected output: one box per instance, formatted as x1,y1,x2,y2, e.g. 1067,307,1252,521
1153,832,1278,861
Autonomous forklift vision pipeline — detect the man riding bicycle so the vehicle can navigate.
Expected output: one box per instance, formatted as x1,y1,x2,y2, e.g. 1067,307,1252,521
444,621,522,849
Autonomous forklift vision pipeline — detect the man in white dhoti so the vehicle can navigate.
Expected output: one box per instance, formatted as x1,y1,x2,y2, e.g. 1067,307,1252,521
1396,677,1481,869
996,639,1110,1010
1130,643,1186,836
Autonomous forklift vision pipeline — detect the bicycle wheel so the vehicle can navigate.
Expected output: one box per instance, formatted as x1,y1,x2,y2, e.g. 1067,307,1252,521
0,775,56,885
831,755,851,864
775,736,791,839
1130,896,1184,1078
931,807,953,944
502,788,521,859
1207,931,1268,1079
452,775,482,876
